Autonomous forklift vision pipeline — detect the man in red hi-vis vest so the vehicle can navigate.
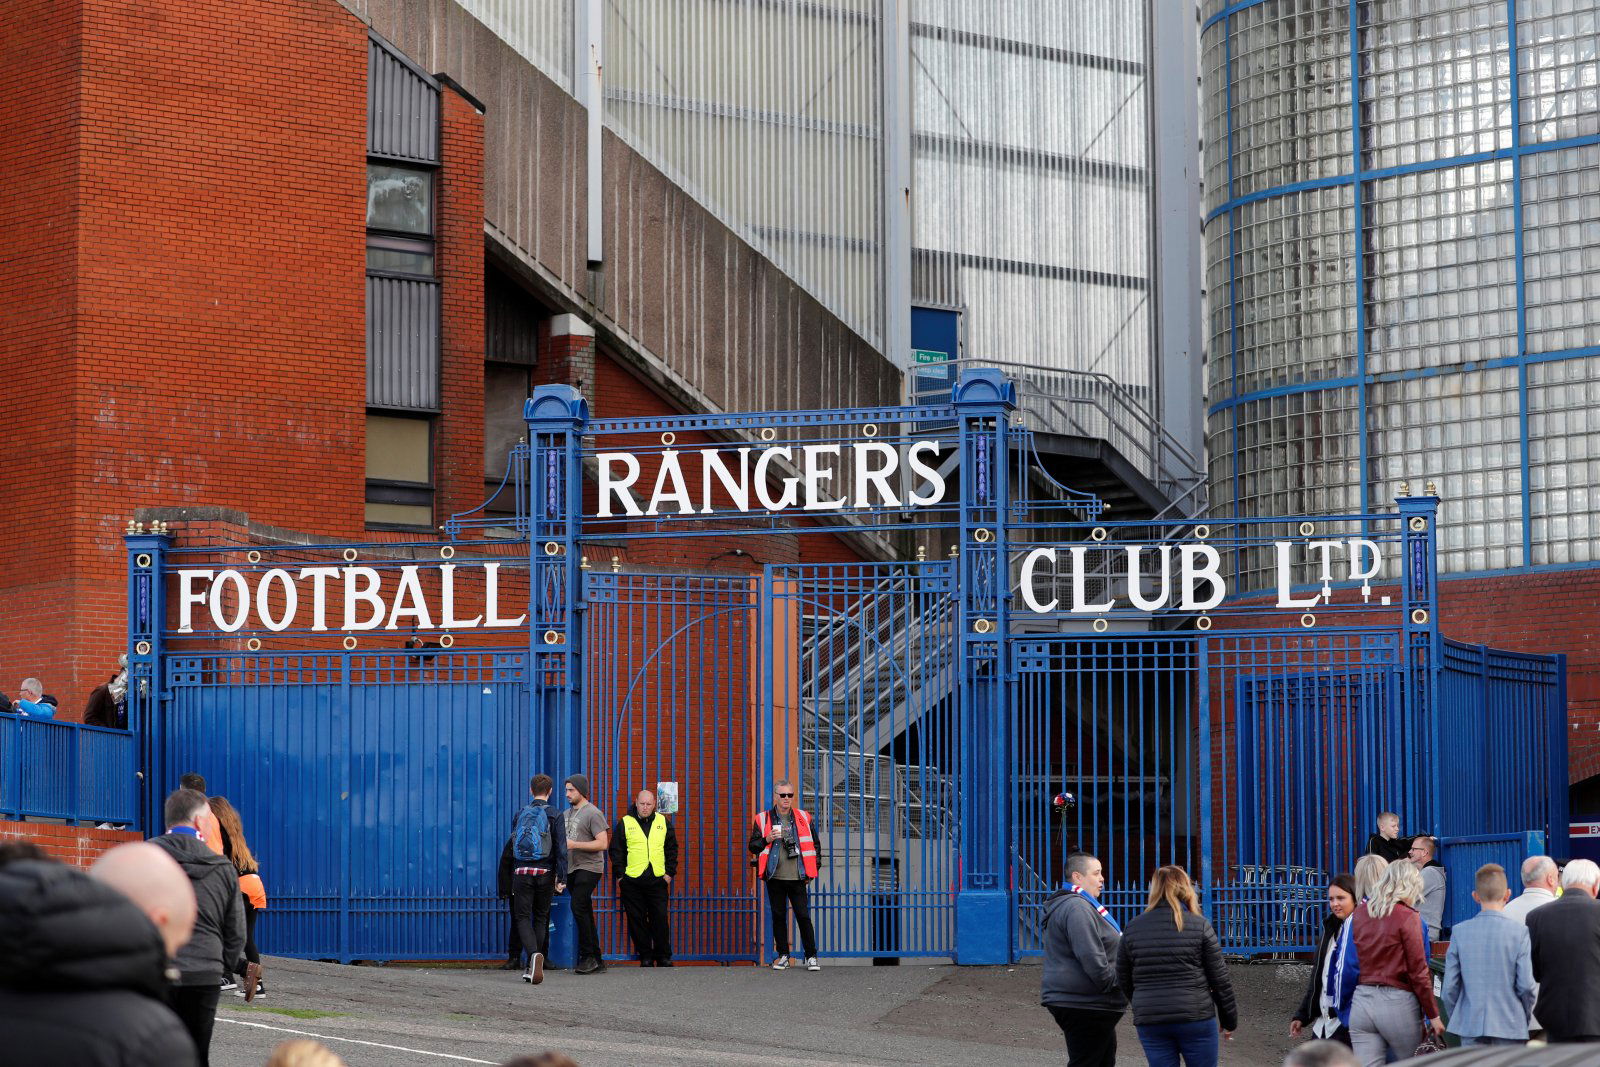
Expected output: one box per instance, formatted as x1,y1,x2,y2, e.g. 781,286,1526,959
748,779,821,971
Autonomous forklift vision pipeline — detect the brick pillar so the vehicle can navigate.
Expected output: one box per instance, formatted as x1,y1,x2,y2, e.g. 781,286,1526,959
435,85,488,526
540,314,597,407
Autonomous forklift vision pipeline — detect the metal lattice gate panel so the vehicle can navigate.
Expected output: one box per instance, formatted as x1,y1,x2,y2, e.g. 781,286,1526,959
162,651,531,961
584,573,761,962
1013,631,1405,956
769,561,959,958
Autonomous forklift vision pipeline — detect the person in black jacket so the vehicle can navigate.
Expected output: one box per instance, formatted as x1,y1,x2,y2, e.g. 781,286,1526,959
1040,852,1126,1067
1117,864,1238,1067
0,850,198,1067
1291,874,1358,1046
1526,857,1600,1042
151,787,246,1067
1363,813,1408,864
497,833,521,969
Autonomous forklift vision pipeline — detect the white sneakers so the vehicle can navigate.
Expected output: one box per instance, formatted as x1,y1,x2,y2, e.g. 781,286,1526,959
522,952,545,985
771,956,822,971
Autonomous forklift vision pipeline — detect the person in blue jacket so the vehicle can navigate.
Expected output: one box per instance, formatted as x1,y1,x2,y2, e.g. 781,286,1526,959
12,678,54,719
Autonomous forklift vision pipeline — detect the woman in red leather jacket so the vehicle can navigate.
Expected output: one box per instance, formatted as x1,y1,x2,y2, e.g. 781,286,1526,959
1347,860,1444,1067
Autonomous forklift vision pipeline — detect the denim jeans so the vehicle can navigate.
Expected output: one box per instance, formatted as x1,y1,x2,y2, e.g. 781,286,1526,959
1136,1018,1220,1067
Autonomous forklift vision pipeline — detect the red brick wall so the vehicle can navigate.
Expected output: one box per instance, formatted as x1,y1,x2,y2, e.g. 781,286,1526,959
0,821,142,870
435,88,488,525
0,1,500,715
0,0,83,715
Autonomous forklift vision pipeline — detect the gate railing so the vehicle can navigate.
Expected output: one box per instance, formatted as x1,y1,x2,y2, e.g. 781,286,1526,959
1439,831,1547,932
0,715,138,828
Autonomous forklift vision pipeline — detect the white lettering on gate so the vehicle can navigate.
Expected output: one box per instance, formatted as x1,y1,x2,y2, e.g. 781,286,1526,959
595,440,948,517
1016,538,1390,615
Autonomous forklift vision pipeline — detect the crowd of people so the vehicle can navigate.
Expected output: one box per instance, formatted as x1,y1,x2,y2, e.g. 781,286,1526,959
496,774,822,981
1042,811,1600,1067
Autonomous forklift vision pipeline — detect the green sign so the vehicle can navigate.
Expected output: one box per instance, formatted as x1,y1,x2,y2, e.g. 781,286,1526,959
913,348,948,364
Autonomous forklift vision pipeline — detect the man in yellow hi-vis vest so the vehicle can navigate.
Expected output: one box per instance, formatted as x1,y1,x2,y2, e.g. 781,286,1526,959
607,788,679,966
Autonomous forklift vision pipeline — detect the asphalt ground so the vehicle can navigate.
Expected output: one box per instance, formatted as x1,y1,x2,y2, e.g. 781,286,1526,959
210,956,1310,1067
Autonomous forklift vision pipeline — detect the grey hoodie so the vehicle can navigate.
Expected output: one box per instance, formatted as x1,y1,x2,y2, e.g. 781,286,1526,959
150,831,245,986
1040,888,1126,1013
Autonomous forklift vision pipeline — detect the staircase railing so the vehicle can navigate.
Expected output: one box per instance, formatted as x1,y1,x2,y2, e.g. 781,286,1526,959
916,358,1207,516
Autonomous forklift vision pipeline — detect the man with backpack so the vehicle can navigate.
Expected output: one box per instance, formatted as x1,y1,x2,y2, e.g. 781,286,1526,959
509,775,568,985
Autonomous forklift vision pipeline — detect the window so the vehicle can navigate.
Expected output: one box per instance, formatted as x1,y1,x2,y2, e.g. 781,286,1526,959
365,413,433,528
366,164,435,277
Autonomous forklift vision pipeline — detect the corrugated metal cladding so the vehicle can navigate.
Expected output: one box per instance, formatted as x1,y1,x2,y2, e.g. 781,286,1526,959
368,34,441,163
912,0,1154,394
367,275,441,410
602,0,886,350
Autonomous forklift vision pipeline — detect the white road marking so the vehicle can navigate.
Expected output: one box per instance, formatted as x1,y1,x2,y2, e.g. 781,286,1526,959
216,1018,499,1064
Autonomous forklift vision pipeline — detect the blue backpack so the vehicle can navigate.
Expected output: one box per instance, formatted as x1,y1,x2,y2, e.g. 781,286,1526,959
512,801,552,863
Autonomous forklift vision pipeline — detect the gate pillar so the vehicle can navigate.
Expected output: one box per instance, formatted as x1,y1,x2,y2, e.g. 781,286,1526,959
952,369,1017,963
524,386,589,791
1397,489,1442,835
125,526,173,836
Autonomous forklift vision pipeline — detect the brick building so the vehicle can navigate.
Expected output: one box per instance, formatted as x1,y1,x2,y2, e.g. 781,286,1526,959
0,0,893,721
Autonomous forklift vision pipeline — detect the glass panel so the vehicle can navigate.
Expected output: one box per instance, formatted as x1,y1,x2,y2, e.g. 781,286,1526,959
1203,212,1233,402
366,164,433,235
1529,355,1600,564
366,414,431,484
1368,368,1524,574
1201,19,1231,216
1367,160,1517,374
366,246,435,275
1232,186,1357,396
1517,0,1600,144
1361,0,1512,169
1229,0,1353,200
1225,387,1362,588
1522,144,1600,354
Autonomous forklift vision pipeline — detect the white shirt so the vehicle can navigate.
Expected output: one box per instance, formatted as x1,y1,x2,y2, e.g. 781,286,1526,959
1503,886,1557,924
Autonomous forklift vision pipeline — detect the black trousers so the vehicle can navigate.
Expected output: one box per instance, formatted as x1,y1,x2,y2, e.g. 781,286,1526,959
233,897,259,975
619,876,672,963
512,871,556,961
171,984,222,1067
1047,1006,1121,1067
568,869,603,964
765,878,817,958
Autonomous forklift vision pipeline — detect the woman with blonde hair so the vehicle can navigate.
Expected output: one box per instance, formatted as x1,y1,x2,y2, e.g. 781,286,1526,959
1347,860,1443,1067
209,796,267,1000
1116,865,1238,1067
265,1039,345,1067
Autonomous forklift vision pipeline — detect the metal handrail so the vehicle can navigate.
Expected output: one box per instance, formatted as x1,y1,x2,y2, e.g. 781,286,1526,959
917,358,1206,515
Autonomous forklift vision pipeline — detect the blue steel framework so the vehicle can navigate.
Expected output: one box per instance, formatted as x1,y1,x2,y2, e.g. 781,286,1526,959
1205,0,1600,581
119,371,1567,961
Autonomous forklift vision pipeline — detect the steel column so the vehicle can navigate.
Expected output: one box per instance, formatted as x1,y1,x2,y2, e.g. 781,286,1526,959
951,368,1017,963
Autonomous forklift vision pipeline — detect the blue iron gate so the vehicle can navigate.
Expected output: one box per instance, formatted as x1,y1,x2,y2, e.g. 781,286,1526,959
159,649,530,960
119,370,1571,963
769,561,959,959
583,572,761,962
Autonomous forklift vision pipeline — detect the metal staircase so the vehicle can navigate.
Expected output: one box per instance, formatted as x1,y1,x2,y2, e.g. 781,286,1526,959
796,573,957,840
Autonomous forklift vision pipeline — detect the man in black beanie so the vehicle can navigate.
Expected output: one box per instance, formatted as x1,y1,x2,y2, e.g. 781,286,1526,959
563,774,610,974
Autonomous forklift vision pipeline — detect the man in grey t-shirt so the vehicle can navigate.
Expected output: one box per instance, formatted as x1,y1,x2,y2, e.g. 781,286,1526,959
564,774,610,974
